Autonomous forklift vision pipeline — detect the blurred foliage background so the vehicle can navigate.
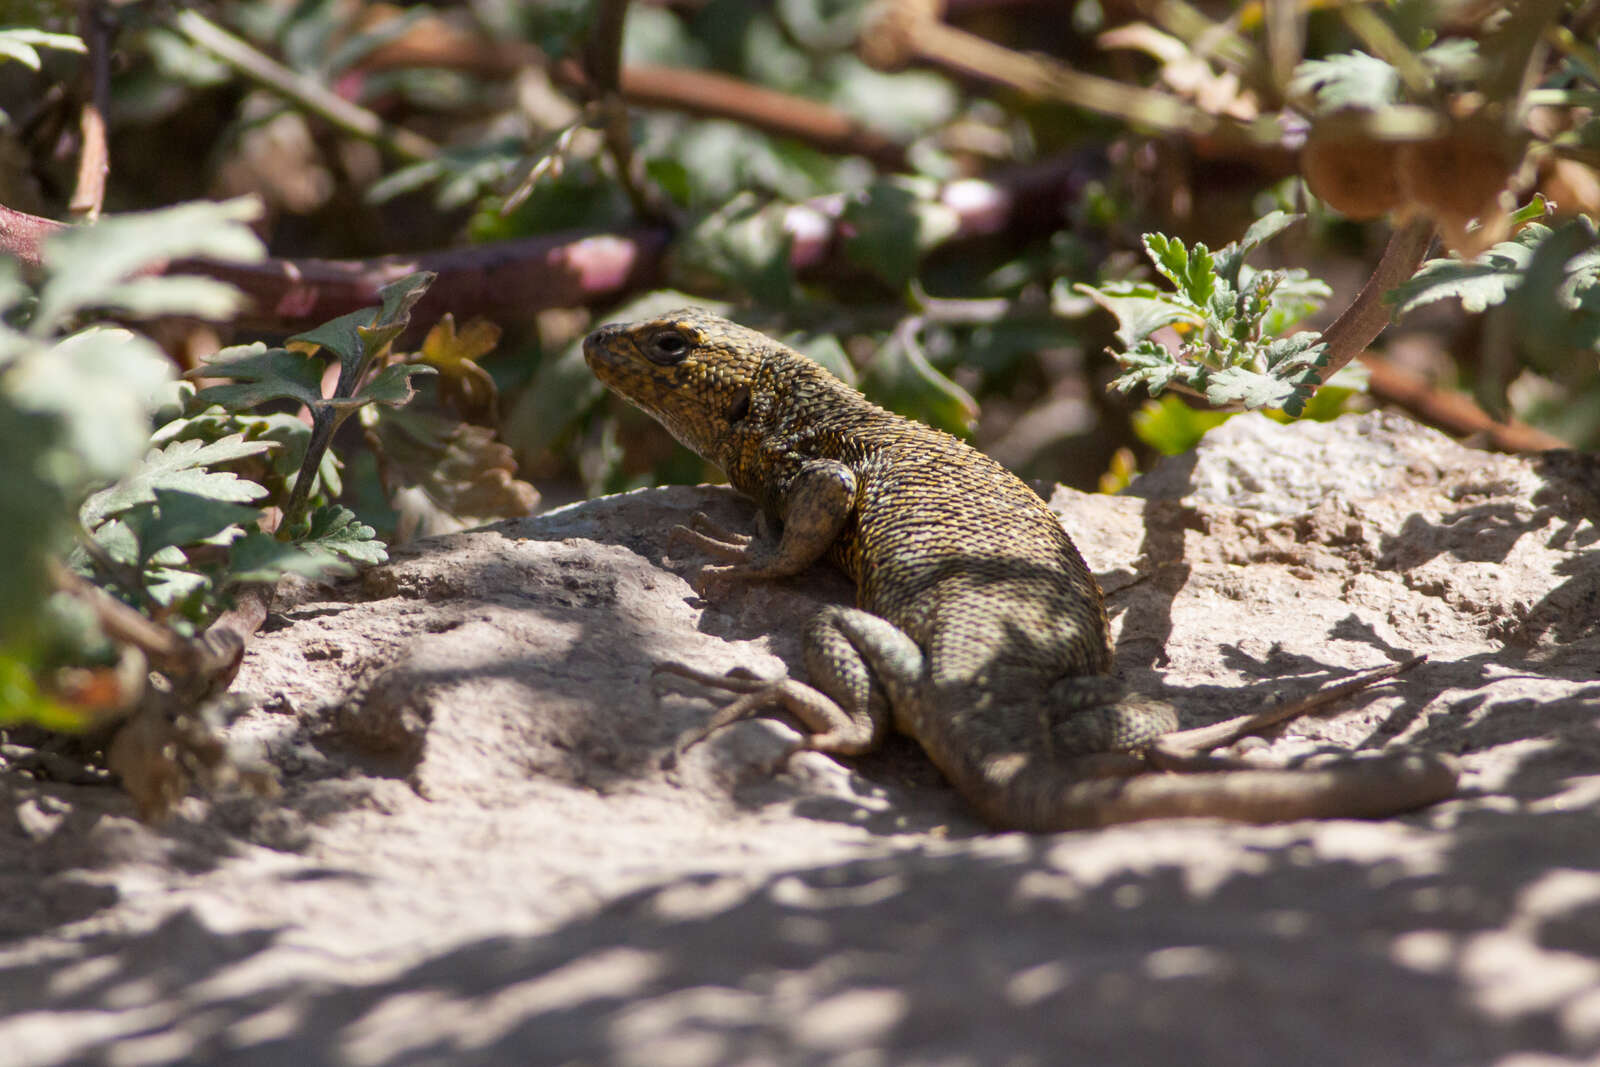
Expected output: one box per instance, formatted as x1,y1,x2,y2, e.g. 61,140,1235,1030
6,0,1594,519
0,0,1596,786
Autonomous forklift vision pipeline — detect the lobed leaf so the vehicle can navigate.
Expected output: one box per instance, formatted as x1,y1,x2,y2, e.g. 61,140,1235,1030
226,531,354,585
80,435,273,530
1074,282,1201,349
9,327,174,485
34,198,265,334
1289,52,1402,112
1388,225,1548,315
192,344,328,410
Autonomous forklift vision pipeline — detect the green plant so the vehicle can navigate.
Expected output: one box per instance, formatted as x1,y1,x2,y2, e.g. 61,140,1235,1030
1072,212,1337,416
0,197,461,815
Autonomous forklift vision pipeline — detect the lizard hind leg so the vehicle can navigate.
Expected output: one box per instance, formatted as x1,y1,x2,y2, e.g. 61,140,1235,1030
653,604,916,758
1043,676,1182,756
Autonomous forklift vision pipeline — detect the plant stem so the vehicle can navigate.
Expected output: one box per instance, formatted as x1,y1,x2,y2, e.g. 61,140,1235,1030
1314,217,1436,385
171,10,438,163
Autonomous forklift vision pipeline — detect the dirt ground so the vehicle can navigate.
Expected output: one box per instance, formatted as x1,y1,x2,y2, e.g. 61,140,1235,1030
3,411,1599,1066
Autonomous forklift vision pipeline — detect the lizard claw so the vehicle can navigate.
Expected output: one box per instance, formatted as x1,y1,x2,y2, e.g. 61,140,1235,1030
686,511,754,546
689,563,745,600
651,660,791,758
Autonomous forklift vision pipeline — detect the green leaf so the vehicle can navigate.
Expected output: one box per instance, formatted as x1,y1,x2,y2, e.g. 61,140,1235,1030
0,38,40,68
860,325,977,436
291,309,368,374
135,489,259,553
843,178,960,292
1109,345,1186,397
346,363,437,408
823,54,957,141
227,531,354,585
0,29,84,70
191,343,328,410
142,566,210,609
505,290,718,460
1388,225,1546,315
290,271,434,395
673,195,796,307
1074,282,1201,349
87,275,250,321
1213,212,1303,285
1509,217,1600,364
34,198,265,333
1132,395,1234,455
0,649,85,730
1289,52,1402,112
300,505,387,566
791,333,857,387
0,256,28,321
1509,194,1551,227
1144,234,1216,307
80,435,273,530
358,272,435,374
89,517,139,566
1201,366,1299,409
7,326,174,484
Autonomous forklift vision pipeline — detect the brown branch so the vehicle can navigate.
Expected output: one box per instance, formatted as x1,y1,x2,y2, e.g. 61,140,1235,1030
616,64,907,170
861,0,1210,134
581,0,660,221
171,10,439,163
0,155,1093,331
69,0,111,220
1361,353,1567,452
346,11,911,170
1315,216,1436,384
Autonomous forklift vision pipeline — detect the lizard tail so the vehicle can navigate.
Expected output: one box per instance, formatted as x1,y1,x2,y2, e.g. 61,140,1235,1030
972,751,1461,831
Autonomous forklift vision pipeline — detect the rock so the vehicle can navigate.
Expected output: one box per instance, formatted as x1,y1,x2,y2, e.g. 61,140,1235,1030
2,412,1598,1065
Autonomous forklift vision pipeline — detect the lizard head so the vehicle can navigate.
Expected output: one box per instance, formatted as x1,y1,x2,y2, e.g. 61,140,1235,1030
583,308,771,462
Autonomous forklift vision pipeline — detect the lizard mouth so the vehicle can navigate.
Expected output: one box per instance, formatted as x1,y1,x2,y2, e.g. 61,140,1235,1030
582,325,633,380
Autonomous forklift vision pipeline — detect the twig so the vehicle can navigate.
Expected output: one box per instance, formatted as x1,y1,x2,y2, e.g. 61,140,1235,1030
861,0,1211,135
553,61,909,169
49,563,269,702
1314,216,1436,385
1361,353,1567,451
583,0,658,220
0,155,1094,332
351,15,903,169
170,9,438,163
68,0,110,220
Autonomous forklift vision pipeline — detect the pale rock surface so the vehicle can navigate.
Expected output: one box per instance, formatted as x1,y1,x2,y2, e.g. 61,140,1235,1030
3,411,1599,1066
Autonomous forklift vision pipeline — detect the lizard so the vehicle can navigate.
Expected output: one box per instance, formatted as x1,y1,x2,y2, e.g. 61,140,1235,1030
583,308,1459,830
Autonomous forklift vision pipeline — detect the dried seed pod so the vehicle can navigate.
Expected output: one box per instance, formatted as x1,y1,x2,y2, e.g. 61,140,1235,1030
1396,116,1519,233
1301,123,1406,220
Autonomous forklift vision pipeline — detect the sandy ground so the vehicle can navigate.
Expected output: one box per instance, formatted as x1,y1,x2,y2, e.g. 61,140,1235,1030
3,411,1598,1066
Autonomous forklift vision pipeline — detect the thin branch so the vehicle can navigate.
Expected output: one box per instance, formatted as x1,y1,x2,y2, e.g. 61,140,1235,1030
1314,217,1436,384
68,0,110,220
170,9,439,163
0,156,1095,332
1361,353,1567,452
556,61,909,169
862,0,1213,136
582,0,659,220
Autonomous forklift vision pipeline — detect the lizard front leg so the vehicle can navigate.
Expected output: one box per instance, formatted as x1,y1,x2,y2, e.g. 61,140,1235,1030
670,459,856,598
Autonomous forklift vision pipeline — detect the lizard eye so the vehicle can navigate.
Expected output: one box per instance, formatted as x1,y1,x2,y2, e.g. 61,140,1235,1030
646,329,690,365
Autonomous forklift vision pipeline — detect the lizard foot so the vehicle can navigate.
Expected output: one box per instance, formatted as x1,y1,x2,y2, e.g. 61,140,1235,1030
653,660,875,757
1146,655,1427,771
668,512,756,561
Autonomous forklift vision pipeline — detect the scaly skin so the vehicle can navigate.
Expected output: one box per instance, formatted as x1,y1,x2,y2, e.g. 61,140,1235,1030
584,309,1458,830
